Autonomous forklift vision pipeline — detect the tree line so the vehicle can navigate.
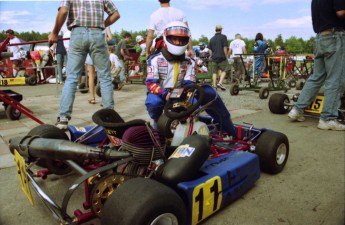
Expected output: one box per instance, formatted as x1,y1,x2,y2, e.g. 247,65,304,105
0,30,314,54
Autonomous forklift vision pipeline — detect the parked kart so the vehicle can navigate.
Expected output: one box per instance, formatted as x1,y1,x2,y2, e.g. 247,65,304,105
9,85,289,225
268,91,345,121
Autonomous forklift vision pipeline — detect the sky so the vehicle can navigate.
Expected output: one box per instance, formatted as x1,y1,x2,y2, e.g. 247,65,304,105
0,0,314,41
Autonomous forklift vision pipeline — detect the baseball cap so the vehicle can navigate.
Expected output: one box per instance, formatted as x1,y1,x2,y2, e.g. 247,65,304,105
216,25,223,30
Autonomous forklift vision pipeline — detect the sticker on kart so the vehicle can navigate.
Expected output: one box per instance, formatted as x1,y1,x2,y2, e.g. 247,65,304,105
14,149,34,205
192,176,222,225
305,95,324,114
0,77,26,86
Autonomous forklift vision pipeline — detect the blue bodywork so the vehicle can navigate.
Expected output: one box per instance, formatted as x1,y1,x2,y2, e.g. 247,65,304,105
177,151,260,225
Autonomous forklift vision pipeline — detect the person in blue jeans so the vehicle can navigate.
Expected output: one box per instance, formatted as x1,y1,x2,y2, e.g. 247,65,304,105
288,0,345,131
48,0,120,129
253,32,269,81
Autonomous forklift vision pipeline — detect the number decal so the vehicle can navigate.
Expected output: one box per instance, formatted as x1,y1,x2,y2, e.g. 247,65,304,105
192,176,222,225
305,96,324,114
0,79,8,86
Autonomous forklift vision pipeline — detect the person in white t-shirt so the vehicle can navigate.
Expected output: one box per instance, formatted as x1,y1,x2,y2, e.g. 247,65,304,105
229,33,247,81
6,29,21,77
146,0,193,57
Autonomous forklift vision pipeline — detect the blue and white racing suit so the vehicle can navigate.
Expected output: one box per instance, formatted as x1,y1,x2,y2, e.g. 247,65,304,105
145,52,236,137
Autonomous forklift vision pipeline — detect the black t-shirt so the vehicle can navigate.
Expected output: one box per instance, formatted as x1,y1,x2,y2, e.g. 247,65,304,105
208,33,228,62
311,0,345,33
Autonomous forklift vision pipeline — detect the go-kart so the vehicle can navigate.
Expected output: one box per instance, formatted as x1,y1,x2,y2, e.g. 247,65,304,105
9,84,289,225
268,91,345,121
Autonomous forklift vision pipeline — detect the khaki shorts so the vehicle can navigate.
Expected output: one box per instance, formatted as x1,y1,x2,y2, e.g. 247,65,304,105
211,59,230,74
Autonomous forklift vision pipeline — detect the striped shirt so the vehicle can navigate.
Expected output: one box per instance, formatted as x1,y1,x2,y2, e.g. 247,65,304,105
60,0,118,30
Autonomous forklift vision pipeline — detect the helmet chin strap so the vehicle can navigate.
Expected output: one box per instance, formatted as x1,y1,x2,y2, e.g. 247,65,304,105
161,48,185,62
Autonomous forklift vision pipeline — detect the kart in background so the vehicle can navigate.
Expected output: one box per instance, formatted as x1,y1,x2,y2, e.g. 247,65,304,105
268,91,345,121
0,38,56,86
9,85,289,225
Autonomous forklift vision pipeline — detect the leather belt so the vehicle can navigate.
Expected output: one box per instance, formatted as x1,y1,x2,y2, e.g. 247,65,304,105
71,26,102,31
319,27,345,36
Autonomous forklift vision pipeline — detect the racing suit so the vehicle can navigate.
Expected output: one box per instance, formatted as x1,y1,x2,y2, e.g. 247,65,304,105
145,50,236,137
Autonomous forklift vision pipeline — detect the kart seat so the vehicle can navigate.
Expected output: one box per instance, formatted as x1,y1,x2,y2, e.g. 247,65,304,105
92,109,148,138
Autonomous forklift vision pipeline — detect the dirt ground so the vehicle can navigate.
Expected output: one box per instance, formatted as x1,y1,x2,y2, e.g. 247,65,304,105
0,83,344,225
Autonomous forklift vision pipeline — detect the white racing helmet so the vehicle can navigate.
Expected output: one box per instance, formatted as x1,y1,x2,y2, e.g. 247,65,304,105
136,35,143,43
163,21,190,56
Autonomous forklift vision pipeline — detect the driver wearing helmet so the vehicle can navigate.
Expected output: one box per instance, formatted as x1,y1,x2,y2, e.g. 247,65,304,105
145,21,236,137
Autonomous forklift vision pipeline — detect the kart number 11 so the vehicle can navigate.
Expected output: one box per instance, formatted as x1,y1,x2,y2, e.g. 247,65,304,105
192,176,222,225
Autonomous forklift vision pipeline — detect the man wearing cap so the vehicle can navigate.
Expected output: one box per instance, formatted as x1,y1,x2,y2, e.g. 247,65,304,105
208,25,230,91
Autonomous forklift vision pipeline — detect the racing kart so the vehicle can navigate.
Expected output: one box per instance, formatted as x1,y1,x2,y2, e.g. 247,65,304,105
268,91,345,121
9,85,289,225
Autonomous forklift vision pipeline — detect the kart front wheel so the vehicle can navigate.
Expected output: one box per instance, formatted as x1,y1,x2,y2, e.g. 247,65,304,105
5,105,21,120
268,93,290,114
255,131,289,174
259,87,269,99
229,83,240,96
296,80,305,90
101,177,186,225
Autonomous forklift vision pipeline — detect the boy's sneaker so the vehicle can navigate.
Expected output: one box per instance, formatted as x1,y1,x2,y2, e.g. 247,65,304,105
56,116,69,130
288,108,305,122
216,83,226,91
317,119,345,131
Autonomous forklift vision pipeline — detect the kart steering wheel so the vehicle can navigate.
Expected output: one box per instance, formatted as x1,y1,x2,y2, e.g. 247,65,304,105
163,84,205,120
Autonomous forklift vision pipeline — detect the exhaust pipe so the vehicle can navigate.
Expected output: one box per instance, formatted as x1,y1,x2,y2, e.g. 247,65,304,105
9,136,130,162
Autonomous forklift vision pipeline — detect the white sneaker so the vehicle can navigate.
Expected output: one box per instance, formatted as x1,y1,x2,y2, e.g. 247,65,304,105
317,119,345,131
55,116,69,130
288,108,305,122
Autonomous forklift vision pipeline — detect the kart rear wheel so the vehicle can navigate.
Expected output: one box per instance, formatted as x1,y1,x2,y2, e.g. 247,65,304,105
25,76,37,85
296,80,305,90
268,93,290,114
28,124,72,175
79,83,88,94
255,131,289,174
259,87,269,99
5,105,21,120
229,83,240,96
101,177,186,225
288,79,296,88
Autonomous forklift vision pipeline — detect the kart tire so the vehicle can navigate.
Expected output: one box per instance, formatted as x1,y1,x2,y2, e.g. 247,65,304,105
79,83,88,94
296,80,304,90
255,131,289,174
268,93,290,114
101,177,186,225
157,113,178,139
26,76,37,86
27,124,72,175
229,83,239,96
288,79,296,88
258,87,269,99
96,85,101,97
5,105,21,120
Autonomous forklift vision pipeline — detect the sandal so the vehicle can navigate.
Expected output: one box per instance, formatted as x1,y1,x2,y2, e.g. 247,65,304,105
88,98,96,104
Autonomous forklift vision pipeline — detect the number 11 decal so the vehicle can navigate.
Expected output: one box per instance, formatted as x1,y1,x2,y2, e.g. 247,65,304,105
192,176,222,225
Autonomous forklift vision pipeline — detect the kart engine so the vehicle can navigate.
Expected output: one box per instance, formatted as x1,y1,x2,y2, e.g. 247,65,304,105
120,125,166,166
